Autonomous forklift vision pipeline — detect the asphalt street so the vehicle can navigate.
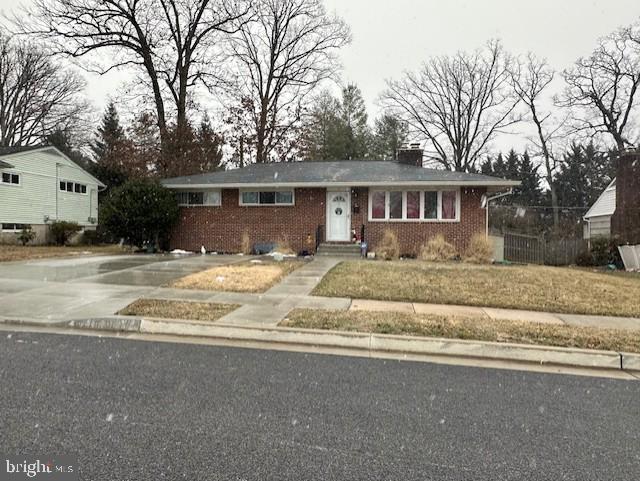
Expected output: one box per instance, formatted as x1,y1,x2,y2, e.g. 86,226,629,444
0,331,638,480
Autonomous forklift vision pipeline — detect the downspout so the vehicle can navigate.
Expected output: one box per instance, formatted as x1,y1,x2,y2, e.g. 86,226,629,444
55,163,60,221
483,189,514,237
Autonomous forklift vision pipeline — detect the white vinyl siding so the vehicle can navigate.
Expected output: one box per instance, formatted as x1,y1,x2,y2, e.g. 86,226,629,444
0,148,100,227
586,215,612,239
584,179,616,219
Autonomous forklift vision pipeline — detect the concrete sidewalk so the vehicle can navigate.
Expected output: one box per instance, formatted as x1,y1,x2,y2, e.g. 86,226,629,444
215,257,344,325
349,299,640,331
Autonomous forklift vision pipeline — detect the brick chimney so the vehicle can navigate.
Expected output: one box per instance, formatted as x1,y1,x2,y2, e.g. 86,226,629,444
397,143,423,167
611,150,640,244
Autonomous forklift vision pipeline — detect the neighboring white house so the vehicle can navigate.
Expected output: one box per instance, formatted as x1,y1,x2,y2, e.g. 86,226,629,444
0,145,105,244
583,179,616,240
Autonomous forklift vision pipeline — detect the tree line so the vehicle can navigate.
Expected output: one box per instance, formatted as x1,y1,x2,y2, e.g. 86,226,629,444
1,0,639,231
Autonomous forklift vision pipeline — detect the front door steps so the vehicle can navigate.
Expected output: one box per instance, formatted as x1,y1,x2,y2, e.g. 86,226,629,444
316,243,361,258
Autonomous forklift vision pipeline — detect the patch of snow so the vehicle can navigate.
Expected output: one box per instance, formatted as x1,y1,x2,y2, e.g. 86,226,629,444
250,260,263,264
265,251,296,259
216,276,225,283
106,413,114,422
170,249,191,255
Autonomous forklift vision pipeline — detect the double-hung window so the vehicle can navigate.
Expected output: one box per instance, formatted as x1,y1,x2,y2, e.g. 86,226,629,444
368,189,459,222
175,190,221,207
240,190,294,206
60,181,87,194
1,223,28,231
1,172,20,185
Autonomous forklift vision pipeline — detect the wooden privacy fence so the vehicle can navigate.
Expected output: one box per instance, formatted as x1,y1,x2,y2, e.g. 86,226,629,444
503,232,588,265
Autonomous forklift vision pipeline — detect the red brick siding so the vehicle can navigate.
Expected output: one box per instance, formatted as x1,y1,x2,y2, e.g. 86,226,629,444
170,186,486,255
169,188,325,253
611,153,640,244
351,187,487,256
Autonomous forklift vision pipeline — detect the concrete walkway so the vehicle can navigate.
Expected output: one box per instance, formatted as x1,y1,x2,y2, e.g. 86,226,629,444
216,257,344,325
349,299,640,331
0,254,251,322
2,253,638,333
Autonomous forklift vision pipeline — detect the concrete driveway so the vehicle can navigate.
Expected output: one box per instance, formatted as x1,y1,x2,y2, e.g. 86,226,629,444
0,254,245,322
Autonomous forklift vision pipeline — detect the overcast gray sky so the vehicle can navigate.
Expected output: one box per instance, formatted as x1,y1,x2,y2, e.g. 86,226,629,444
2,0,640,151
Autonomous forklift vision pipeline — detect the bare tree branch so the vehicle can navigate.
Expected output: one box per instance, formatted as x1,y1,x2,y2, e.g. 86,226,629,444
227,0,350,163
380,40,521,172
0,34,88,147
15,0,251,147
560,24,640,151
510,52,567,226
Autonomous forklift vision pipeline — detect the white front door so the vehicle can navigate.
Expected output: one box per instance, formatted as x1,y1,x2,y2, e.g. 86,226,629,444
327,190,351,241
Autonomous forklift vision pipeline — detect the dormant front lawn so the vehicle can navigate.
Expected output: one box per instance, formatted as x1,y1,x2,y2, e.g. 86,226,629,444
119,299,238,322
0,244,130,263
281,309,640,353
170,259,302,293
313,261,640,318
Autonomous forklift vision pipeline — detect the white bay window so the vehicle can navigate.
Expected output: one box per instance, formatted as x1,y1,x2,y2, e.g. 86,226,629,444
368,189,460,222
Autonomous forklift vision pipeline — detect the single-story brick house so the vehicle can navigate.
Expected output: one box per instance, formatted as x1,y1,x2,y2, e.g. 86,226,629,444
161,148,519,256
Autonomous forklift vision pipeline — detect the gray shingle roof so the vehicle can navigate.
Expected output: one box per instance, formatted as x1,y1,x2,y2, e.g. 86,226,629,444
0,145,51,157
162,160,519,189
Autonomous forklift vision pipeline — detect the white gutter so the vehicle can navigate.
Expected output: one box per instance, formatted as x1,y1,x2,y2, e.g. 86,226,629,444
163,180,521,189
482,189,514,237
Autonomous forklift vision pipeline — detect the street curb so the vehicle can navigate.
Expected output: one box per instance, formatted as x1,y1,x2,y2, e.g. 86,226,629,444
2,315,634,373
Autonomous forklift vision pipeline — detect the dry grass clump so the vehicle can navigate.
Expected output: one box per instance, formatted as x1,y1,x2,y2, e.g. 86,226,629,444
312,261,640,317
419,234,457,262
240,230,252,255
118,299,238,321
0,244,129,263
275,236,296,255
462,233,493,264
282,309,640,353
375,229,400,260
170,260,300,293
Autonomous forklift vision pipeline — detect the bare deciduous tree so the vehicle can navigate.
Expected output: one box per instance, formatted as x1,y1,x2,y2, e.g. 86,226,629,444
19,0,250,145
561,25,640,151
228,0,350,163
381,40,521,172
511,53,565,226
0,34,87,147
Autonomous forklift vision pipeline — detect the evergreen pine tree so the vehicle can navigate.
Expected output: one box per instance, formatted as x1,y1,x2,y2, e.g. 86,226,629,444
515,151,542,206
492,153,507,177
479,156,494,175
197,114,224,172
339,84,370,159
505,149,520,180
90,102,130,194
301,90,343,160
370,114,408,160
92,102,125,161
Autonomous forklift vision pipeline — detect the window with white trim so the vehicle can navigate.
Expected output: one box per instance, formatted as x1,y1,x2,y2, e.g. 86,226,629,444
59,180,87,194
1,172,20,185
368,190,460,222
175,190,221,206
240,190,294,206
2,223,28,231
